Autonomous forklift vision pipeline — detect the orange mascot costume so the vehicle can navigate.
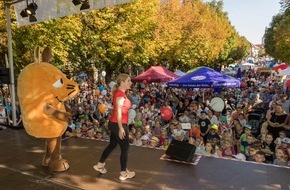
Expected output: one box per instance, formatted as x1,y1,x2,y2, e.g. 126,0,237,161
17,47,79,171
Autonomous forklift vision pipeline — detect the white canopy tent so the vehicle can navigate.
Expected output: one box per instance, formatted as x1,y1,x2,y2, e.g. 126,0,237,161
277,67,290,76
174,69,186,76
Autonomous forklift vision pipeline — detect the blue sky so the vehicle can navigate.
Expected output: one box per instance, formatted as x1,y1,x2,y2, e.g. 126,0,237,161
222,0,281,44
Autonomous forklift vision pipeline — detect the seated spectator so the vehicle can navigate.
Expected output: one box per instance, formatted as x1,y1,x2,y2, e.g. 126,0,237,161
186,123,201,141
172,123,185,141
238,113,247,127
149,136,160,148
257,127,268,143
246,144,261,161
221,140,236,158
273,146,289,166
162,137,171,150
140,135,149,147
207,109,219,125
193,137,205,154
219,119,230,135
133,131,143,146
152,121,162,137
261,133,275,164
94,131,103,140
179,110,191,123
207,124,220,144
274,130,287,149
203,141,219,157
254,151,266,163
239,125,252,154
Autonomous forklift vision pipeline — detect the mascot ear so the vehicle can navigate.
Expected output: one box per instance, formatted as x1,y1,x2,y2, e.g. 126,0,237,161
34,46,41,64
42,46,52,63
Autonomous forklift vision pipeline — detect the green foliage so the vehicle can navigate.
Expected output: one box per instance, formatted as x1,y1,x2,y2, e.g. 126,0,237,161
0,0,253,78
264,10,290,63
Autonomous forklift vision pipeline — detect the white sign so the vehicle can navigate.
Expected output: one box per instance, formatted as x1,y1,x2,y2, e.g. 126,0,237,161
14,0,134,27
181,123,191,130
191,76,206,80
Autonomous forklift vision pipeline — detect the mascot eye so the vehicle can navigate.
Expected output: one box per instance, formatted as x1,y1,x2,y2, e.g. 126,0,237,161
52,78,63,88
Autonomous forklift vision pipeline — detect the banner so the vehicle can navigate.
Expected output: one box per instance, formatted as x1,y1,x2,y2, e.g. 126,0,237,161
14,0,134,27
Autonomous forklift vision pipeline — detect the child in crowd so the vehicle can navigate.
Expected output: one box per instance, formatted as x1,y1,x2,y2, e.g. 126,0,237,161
274,131,287,149
94,131,103,140
186,123,201,141
246,144,261,161
144,124,152,140
206,124,220,144
167,123,176,140
238,113,247,127
152,121,162,138
220,130,233,149
254,151,266,163
140,135,149,147
203,142,219,157
273,147,289,166
261,133,275,164
221,140,236,158
149,136,160,148
239,125,252,154
133,131,143,146
193,137,205,154
219,118,230,135
159,130,168,147
257,127,268,143
162,137,171,150
172,123,185,141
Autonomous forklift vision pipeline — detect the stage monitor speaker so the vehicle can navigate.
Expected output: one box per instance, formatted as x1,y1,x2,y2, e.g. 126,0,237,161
165,140,196,162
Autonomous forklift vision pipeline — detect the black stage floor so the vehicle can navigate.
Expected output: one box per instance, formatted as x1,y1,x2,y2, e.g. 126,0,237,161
0,129,290,190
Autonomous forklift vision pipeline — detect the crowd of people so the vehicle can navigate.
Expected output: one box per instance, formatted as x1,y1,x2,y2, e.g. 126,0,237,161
1,67,290,168
59,68,290,167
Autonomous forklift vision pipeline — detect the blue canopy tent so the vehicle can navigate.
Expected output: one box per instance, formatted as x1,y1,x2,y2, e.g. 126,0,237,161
167,67,241,90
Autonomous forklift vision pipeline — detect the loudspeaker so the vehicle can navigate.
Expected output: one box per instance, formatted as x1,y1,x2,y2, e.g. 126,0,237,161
0,68,10,84
165,140,196,162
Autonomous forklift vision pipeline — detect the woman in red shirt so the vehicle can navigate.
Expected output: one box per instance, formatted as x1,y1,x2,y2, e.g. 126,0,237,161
93,73,135,181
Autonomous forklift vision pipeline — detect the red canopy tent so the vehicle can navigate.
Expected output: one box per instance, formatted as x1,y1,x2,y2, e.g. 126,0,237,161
132,66,178,83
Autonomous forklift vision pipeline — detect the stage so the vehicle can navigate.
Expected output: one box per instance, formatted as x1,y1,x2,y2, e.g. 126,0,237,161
0,129,289,190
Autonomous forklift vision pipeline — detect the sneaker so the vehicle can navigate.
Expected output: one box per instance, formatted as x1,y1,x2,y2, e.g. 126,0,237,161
119,169,135,181
93,162,107,174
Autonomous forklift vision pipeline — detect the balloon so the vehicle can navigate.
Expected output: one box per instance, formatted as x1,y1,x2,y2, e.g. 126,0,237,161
101,90,107,96
160,107,172,121
101,71,106,77
98,86,104,92
128,109,136,125
98,104,107,114
95,89,100,95
286,80,290,88
143,80,147,84
109,81,116,89
240,82,246,88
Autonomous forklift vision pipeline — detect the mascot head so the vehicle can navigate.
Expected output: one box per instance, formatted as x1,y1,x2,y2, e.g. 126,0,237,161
17,47,79,138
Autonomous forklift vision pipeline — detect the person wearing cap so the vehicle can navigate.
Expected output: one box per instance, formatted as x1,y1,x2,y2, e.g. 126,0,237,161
149,136,160,148
206,124,220,144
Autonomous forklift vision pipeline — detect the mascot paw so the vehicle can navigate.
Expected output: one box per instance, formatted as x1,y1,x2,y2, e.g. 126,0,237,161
42,157,51,167
48,159,70,172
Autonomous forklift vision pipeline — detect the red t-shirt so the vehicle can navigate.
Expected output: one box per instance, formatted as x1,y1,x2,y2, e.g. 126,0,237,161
110,89,131,124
